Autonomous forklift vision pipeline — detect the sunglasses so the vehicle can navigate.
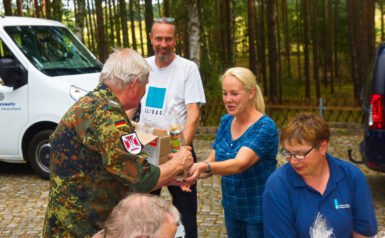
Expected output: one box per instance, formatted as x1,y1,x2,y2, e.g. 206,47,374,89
153,17,175,23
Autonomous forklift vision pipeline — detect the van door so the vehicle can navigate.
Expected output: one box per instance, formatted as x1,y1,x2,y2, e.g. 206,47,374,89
0,37,28,159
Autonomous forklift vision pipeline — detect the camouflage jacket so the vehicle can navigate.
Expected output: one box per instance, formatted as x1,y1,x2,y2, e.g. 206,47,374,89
43,83,160,237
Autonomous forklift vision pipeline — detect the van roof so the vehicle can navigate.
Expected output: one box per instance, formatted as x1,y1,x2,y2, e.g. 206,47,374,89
0,16,64,27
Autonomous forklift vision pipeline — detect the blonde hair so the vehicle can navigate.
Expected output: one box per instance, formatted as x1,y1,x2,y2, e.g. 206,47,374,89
99,48,151,90
280,113,330,148
220,67,265,113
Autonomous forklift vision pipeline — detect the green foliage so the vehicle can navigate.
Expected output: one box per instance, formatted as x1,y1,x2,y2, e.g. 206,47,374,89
200,54,222,98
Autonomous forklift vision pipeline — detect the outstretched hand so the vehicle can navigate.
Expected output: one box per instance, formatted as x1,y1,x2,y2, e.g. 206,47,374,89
168,177,196,192
184,162,204,182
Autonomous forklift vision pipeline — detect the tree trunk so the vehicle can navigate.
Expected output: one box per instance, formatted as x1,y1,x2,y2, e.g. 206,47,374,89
119,0,129,47
52,0,62,21
16,0,22,16
95,0,108,62
247,0,257,75
188,0,201,65
257,0,268,96
219,0,233,68
267,0,278,101
347,0,375,101
3,0,12,16
282,0,291,79
327,0,334,94
334,0,339,81
43,0,51,18
296,0,302,82
130,0,137,50
163,0,169,16
74,0,86,42
33,0,40,17
113,0,121,47
312,1,320,100
303,0,311,98
157,0,161,16
107,0,115,48
276,0,282,101
86,0,96,53
138,0,145,55
144,0,154,56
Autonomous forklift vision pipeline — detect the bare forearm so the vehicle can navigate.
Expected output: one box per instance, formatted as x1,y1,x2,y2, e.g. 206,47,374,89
183,103,200,145
183,121,199,146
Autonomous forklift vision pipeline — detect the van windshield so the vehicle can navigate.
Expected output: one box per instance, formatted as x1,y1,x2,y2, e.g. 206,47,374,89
4,25,102,76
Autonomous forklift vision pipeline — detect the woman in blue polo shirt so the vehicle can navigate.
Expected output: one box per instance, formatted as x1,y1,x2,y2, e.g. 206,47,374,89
263,113,377,238
185,67,279,238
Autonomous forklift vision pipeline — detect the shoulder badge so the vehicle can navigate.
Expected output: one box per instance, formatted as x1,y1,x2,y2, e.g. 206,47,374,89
120,132,142,155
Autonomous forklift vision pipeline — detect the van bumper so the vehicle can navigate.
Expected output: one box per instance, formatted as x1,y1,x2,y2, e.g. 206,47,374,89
360,129,385,172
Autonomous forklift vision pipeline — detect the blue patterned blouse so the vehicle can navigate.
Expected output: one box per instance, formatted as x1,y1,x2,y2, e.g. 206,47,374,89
212,114,278,223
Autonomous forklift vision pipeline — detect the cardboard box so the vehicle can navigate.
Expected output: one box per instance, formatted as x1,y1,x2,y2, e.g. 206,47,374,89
136,126,171,165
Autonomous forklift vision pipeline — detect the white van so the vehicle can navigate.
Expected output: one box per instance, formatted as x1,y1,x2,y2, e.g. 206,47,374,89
0,17,101,179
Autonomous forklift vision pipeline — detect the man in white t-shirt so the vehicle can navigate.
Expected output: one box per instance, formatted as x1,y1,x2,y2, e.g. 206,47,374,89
138,17,206,238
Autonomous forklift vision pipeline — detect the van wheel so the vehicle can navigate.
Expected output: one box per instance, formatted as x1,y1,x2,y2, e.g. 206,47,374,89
28,130,53,180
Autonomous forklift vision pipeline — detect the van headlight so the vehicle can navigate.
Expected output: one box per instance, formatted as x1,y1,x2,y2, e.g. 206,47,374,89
70,85,88,101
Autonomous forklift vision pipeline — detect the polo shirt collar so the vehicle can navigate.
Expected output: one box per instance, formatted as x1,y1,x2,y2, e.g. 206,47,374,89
290,153,345,189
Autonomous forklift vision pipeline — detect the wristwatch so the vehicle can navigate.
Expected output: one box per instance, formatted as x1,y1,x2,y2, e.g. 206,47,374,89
204,161,211,173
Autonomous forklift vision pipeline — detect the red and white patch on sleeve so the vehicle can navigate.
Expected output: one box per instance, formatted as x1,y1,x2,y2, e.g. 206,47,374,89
120,132,142,155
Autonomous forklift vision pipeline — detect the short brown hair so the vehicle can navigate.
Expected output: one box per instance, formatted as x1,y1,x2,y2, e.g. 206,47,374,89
280,113,330,147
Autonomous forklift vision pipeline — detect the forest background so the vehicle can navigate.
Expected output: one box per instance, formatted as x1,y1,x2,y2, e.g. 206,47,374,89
0,0,381,126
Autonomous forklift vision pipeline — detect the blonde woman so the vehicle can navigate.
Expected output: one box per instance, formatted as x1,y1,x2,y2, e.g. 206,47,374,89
186,67,278,238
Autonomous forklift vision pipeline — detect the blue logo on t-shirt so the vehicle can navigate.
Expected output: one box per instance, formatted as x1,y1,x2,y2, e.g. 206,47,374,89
144,86,166,116
146,87,166,108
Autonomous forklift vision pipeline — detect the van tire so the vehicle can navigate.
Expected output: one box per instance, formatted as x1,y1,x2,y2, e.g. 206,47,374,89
28,129,53,180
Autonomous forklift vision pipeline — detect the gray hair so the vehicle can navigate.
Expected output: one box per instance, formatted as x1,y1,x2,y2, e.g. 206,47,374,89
99,48,151,90
104,193,180,238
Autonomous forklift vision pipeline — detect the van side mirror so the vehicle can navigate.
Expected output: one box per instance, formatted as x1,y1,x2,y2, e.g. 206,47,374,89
0,82,13,92
0,57,27,90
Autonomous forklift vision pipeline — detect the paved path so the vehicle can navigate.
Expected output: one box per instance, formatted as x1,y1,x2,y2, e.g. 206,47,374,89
1,128,385,237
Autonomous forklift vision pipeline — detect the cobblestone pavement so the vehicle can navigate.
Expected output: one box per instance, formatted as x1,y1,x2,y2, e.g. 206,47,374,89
1,128,385,237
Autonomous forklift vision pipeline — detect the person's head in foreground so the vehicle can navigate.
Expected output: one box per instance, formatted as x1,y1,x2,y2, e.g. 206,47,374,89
93,193,180,238
280,113,330,177
263,113,377,237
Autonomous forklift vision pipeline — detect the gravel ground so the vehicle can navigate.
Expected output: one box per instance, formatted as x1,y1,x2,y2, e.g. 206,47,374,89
0,128,384,237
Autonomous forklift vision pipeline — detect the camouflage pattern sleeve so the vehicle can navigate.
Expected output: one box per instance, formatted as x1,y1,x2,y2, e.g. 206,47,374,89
90,102,160,192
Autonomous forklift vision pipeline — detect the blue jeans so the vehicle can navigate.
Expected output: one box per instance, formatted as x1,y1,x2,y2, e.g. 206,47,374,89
225,212,264,238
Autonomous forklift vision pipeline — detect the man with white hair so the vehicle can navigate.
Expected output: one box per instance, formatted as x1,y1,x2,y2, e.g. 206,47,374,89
43,48,193,237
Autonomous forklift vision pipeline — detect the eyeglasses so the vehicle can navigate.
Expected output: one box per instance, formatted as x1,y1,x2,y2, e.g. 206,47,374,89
153,17,175,23
280,146,314,160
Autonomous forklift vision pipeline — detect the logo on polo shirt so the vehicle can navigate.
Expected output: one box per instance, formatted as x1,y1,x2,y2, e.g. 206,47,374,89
334,198,350,209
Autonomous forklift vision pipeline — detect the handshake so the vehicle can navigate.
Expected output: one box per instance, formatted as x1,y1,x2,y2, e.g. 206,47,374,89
167,146,211,192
